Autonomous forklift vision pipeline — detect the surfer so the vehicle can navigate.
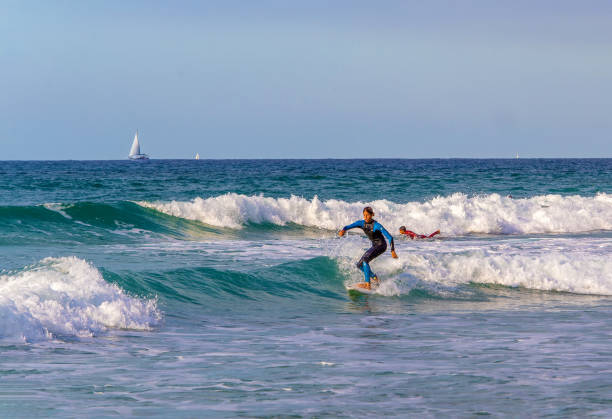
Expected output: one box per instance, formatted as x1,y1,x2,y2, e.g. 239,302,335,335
399,226,440,239
338,207,397,289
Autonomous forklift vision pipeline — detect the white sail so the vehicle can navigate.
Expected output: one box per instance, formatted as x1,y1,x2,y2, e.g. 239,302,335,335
129,132,141,157
195,153,200,160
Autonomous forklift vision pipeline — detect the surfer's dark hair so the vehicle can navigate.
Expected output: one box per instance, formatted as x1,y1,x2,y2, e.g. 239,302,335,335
363,206,374,216
399,226,406,231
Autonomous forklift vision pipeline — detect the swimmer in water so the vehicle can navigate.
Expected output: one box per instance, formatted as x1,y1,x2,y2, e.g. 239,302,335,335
399,226,440,239
338,206,398,290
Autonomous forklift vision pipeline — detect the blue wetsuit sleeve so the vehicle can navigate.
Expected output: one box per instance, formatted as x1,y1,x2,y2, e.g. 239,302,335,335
374,222,395,252
342,220,364,231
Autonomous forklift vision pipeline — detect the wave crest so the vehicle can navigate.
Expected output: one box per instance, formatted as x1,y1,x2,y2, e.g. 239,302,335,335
137,192,612,235
334,239,612,296
0,257,160,342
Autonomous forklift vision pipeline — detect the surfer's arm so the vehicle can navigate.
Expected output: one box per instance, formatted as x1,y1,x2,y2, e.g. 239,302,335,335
338,220,363,237
341,220,364,231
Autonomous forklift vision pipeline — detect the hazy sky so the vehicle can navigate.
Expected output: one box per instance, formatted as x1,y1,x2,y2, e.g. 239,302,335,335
1,1,611,159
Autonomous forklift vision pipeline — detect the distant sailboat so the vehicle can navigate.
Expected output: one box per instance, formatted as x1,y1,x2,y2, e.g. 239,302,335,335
516,152,519,159
128,131,149,160
195,153,200,160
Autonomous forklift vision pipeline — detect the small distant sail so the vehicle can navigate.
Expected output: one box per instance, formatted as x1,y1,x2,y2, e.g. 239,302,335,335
516,152,519,159
195,153,200,160
128,130,149,160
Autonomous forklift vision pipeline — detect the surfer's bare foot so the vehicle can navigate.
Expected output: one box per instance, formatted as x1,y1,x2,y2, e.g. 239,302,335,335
356,282,371,289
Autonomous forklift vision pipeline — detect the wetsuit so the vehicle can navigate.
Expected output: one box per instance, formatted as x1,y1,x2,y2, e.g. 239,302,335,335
341,219,395,284
401,229,440,239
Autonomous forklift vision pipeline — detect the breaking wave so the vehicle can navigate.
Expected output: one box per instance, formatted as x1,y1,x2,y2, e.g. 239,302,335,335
334,237,612,297
0,257,160,342
138,192,612,235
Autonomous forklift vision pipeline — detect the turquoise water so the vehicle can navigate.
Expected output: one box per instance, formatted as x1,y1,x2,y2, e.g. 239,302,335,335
1,159,611,417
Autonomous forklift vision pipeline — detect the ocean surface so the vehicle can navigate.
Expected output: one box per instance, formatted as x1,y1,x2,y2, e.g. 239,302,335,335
1,159,611,417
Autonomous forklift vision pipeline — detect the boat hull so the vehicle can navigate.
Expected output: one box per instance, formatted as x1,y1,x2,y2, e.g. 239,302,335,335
128,154,149,160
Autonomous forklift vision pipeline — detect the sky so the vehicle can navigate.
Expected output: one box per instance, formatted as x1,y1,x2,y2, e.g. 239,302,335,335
1,0,611,159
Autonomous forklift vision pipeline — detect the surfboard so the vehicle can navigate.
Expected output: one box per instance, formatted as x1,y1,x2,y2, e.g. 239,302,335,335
346,282,379,296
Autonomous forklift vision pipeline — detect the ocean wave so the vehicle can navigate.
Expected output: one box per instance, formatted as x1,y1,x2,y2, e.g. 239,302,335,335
0,201,223,245
97,238,612,306
333,238,612,297
111,256,345,308
0,257,160,342
419,250,612,295
137,192,612,235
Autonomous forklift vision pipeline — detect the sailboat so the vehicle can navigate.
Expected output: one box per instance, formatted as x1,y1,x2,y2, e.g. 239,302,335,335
128,131,149,160
195,153,200,160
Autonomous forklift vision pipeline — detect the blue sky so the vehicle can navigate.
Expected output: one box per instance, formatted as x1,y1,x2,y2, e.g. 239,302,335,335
1,0,611,159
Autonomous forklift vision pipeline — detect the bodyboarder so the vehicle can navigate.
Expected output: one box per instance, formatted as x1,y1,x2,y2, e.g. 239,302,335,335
399,226,440,239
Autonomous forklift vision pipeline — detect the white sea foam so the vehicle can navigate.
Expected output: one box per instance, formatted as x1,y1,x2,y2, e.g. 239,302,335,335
336,237,612,296
42,202,73,219
137,192,612,235
0,257,160,342
407,250,612,295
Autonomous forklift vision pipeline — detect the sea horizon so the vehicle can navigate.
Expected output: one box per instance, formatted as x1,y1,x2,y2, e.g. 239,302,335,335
2,157,611,161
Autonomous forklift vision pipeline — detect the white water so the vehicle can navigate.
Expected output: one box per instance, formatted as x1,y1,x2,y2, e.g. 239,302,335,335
336,236,612,297
107,234,612,297
137,192,612,235
43,203,73,219
0,257,159,342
